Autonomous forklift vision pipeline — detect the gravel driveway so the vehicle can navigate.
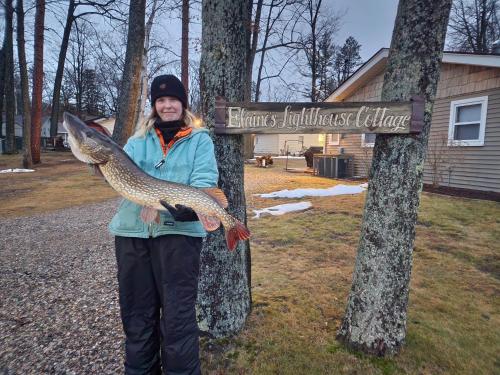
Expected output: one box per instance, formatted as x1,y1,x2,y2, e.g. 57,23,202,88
0,199,124,374
0,160,312,374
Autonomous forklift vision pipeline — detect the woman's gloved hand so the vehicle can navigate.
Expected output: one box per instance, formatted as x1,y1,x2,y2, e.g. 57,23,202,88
160,201,199,222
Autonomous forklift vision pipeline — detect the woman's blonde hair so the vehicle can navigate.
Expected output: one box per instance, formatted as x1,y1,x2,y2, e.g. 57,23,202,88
133,106,202,138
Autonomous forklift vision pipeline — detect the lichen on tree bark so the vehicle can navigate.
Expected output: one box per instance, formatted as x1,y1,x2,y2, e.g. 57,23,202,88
336,0,453,356
197,0,252,338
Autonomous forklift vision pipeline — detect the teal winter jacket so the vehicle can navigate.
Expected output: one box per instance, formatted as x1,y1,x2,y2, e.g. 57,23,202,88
108,127,219,238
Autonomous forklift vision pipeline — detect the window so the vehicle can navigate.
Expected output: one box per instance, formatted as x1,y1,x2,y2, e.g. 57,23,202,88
448,96,488,146
328,134,340,145
361,133,376,147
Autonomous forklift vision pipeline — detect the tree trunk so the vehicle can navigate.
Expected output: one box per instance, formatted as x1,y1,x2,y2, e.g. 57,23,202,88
0,44,5,138
254,1,272,103
4,0,16,154
336,0,452,356
16,0,33,168
30,0,45,164
181,0,189,96
49,0,75,137
137,0,158,123
242,0,261,160
246,0,262,101
198,0,251,338
112,0,146,146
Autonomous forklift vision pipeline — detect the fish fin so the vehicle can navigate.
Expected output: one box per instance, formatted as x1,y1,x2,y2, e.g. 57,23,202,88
196,212,221,232
202,187,228,208
225,220,251,251
87,163,104,179
140,206,160,224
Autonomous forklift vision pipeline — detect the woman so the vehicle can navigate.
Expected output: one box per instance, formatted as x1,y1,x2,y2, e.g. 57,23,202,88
109,75,217,375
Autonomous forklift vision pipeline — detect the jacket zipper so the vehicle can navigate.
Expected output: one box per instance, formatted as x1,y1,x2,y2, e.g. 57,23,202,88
150,131,193,237
154,130,193,169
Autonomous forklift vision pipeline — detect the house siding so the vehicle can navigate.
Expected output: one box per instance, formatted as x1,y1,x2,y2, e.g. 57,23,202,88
324,73,382,176
255,133,323,155
423,88,500,192
254,134,279,155
325,63,500,193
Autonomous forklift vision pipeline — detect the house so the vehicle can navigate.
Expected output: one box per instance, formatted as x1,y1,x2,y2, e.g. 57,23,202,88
323,48,500,193
0,114,24,137
0,114,115,153
44,115,115,147
254,133,325,155
0,114,32,153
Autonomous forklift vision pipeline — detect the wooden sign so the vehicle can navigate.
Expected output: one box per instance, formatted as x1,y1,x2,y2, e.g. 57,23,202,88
214,96,424,135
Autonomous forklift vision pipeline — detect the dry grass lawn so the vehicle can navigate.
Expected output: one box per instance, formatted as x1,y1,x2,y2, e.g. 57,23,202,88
1,153,499,375
0,151,118,218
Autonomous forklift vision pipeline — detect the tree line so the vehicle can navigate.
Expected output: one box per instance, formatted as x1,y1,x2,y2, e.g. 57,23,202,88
0,0,366,162
1,0,497,163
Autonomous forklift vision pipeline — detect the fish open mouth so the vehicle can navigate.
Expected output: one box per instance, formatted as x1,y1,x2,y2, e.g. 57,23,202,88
63,112,107,164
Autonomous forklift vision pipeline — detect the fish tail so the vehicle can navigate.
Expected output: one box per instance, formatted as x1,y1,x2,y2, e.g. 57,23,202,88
225,220,251,251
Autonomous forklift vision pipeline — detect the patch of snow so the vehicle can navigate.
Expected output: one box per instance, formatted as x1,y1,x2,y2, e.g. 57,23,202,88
257,184,367,198
0,168,35,173
253,201,312,219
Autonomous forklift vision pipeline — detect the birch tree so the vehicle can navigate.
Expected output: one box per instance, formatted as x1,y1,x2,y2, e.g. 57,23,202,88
198,0,252,337
336,0,453,356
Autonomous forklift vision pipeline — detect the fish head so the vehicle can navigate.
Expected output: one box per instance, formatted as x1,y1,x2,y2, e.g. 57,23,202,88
63,112,115,164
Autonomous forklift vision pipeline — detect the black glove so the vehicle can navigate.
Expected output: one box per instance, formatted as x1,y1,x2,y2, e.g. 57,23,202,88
160,201,198,222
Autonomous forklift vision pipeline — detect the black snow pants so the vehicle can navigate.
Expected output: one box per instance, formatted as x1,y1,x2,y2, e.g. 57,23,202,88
115,234,203,375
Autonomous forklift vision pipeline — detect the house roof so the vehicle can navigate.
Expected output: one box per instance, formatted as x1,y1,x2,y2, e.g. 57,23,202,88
327,48,500,102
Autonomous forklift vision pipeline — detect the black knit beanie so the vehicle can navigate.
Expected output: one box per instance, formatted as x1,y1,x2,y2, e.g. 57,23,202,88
150,75,188,108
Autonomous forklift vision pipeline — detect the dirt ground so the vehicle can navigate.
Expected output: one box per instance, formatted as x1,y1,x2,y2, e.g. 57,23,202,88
423,183,500,202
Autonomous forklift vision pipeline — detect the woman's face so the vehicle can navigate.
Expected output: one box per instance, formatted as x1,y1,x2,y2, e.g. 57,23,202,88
155,96,183,122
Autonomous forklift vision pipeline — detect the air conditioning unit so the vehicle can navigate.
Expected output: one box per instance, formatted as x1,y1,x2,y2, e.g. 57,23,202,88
313,154,353,178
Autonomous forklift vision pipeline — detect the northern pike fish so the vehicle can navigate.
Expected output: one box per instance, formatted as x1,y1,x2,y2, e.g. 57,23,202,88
63,112,250,250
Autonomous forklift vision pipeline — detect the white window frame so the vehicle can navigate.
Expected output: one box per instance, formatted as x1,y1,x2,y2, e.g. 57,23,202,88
361,133,375,148
328,133,340,146
448,96,488,147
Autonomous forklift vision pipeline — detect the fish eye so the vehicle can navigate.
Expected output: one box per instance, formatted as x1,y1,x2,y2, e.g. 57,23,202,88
86,131,93,138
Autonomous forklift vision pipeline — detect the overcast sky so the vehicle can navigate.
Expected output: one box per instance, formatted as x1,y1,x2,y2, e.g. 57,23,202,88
332,0,399,60
0,0,401,102
1,0,400,67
